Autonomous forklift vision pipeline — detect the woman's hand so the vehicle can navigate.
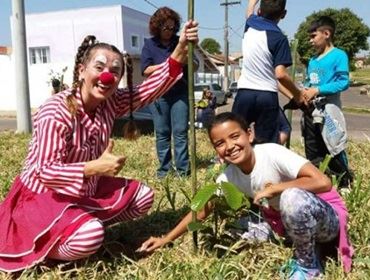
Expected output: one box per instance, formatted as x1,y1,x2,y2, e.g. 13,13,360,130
171,20,199,63
136,236,171,253
178,20,199,46
84,139,126,178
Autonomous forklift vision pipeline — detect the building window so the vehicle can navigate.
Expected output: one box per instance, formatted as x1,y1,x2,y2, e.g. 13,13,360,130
131,35,139,48
29,47,50,64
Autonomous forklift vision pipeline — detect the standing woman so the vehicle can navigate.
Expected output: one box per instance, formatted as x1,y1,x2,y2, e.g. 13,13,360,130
141,7,192,178
0,19,198,272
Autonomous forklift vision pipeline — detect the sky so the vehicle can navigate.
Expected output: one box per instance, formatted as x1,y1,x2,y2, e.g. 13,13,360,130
0,0,369,54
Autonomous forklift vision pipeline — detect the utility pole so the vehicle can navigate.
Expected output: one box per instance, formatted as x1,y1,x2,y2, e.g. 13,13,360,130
220,0,240,93
11,0,32,133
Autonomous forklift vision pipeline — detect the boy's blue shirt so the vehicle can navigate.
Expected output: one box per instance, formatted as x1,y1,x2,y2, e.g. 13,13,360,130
305,47,349,95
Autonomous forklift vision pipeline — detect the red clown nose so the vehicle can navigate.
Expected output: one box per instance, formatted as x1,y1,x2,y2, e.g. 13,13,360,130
99,72,115,85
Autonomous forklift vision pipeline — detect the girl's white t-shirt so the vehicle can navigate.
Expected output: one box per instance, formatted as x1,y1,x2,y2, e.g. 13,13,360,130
216,143,308,210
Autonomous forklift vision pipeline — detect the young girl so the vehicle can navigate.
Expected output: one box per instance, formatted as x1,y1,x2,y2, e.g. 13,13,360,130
196,88,217,128
140,112,353,279
0,21,198,272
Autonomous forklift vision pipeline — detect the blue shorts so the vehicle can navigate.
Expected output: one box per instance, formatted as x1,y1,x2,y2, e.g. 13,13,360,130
232,88,279,143
278,107,291,135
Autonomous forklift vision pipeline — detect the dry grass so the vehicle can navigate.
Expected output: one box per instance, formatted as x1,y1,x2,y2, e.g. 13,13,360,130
351,67,370,85
0,131,369,279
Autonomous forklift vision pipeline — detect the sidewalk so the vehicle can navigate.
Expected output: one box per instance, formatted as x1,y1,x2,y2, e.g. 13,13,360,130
1,87,369,119
0,111,16,118
0,108,38,118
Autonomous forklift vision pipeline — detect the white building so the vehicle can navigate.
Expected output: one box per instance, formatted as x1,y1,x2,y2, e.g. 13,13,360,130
27,5,150,61
0,4,218,112
1,5,151,111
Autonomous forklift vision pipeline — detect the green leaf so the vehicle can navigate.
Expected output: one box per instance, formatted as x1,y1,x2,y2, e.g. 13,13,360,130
243,197,251,209
319,154,332,173
187,221,206,232
205,163,223,182
190,184,218,211
220,182,244,211
179,187,192,203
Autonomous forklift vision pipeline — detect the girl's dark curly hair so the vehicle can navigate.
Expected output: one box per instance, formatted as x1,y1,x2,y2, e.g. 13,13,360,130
149,7,181,37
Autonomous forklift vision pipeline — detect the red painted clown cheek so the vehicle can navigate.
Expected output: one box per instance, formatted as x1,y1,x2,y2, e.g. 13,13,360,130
99,72,115,85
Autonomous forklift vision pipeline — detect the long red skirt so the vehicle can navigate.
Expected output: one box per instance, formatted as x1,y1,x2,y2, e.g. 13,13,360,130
0,176,140,272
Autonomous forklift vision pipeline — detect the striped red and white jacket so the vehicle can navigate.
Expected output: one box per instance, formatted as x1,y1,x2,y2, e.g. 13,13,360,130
20,57,183,197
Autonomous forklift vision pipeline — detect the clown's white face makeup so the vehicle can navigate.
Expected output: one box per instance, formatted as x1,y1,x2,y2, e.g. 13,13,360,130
92,55,122,76
78,49,123,112
112,59,122,68
94,54,108,65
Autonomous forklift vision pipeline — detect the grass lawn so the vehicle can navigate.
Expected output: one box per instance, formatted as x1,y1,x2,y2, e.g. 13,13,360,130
0,131,370,279
351,67,370,85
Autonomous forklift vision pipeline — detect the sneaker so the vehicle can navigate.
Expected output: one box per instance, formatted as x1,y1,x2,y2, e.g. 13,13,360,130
280,259,322,280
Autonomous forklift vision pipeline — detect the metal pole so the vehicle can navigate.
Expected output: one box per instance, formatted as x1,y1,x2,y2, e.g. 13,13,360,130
187,0,198,250
220,1,240,92
223,0,229,92
11,0,32,133
286,39,299,149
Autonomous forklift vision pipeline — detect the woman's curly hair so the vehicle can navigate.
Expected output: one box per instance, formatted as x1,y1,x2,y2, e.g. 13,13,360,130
149,7,181,37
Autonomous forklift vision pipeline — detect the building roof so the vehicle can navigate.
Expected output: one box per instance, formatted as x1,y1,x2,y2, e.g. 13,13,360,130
0,46,11,55
206,52,239,66
196,45,219,73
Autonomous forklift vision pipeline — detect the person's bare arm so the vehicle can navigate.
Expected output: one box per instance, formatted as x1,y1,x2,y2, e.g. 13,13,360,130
246,0,259,18
253,162,332,205
275,65,306,105
278,82,294,100
138,201,214,252
143,65,161,77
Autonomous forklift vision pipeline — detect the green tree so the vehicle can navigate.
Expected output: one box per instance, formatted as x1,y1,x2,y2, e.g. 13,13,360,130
295,8,370,66
200,38,221,54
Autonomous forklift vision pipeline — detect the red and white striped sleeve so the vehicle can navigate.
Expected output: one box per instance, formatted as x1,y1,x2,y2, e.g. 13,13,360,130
113,57,183,117
34,117,87,197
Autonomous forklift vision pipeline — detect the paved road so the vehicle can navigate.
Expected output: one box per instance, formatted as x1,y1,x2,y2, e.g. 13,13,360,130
218,86,370,141
1,87,370,140
216,99,370,141
0,118,16,132
288,110,370,141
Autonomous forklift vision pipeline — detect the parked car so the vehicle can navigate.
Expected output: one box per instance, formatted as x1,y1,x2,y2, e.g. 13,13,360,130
229,81,238,99
115,83,227,137
114,106,154,137
194,83,227,105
